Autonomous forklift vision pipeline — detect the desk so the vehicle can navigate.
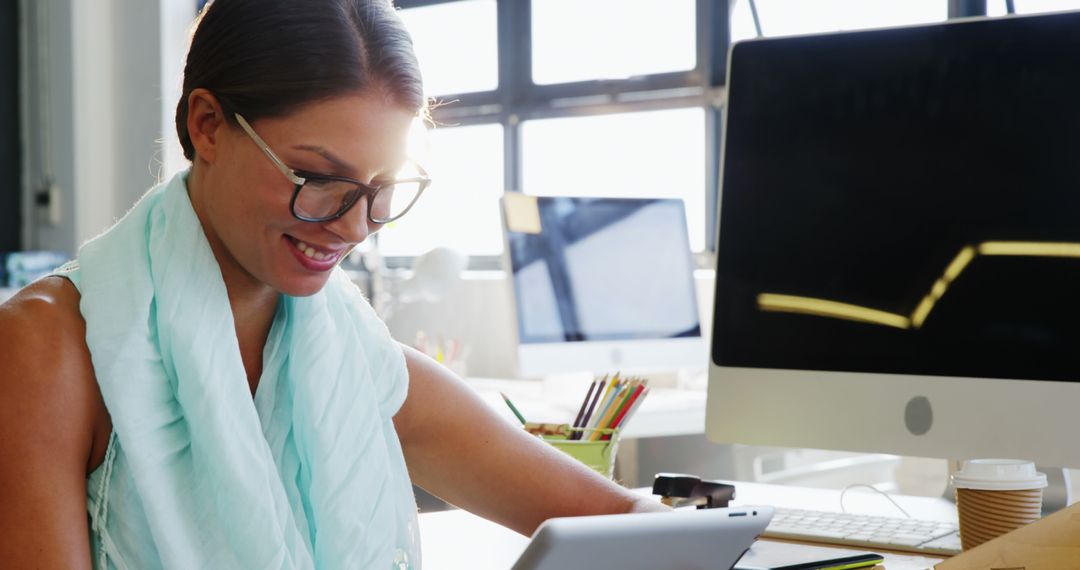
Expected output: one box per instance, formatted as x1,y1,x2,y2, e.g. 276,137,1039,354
419,481,951,569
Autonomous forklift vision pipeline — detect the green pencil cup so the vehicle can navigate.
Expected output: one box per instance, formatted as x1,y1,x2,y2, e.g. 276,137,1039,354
536,426,620,479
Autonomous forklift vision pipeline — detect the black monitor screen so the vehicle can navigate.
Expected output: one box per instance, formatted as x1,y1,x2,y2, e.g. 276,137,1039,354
506,197,701,344
714,12,1080,383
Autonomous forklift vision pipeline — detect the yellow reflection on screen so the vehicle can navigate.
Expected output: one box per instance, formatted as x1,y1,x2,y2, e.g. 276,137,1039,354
756,241,1080,330
757,294,911,329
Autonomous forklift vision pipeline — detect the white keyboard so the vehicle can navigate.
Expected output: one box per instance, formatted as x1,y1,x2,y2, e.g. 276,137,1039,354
763,507,962,555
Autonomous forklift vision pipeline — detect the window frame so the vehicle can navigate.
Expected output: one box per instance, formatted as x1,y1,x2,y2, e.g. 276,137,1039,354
394,0,730,269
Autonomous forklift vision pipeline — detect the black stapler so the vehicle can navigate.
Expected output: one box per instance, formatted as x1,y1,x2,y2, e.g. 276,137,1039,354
652,473,736,509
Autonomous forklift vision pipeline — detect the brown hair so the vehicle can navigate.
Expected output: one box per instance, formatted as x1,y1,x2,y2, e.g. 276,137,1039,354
175,0,425,160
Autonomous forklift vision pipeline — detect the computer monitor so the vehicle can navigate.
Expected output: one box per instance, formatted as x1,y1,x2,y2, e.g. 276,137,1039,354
502,194,705,379
707,11,1080,470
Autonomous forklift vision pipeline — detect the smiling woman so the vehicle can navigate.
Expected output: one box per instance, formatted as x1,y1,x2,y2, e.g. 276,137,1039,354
0,1,665,568
186,92,419,298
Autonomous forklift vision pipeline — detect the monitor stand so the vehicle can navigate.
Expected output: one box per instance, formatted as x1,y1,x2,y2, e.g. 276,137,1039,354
1041,467,1073,514
943,462,1073,514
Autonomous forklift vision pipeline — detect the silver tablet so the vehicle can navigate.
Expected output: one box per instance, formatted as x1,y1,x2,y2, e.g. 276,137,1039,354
511,506,774,570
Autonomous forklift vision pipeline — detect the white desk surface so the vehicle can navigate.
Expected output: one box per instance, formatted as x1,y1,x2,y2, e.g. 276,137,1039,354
465,376,707,439
419,480,953,570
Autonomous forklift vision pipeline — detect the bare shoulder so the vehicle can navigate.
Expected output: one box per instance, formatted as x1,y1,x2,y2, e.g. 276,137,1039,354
0,276,96,385
0,277,102,565
0,276,106,470
1,275,86,334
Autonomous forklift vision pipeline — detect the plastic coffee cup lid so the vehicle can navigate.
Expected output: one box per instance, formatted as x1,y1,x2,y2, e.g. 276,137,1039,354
952,459,1048,491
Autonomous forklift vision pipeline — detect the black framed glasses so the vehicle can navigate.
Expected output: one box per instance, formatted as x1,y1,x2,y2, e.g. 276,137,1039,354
235,113,431,224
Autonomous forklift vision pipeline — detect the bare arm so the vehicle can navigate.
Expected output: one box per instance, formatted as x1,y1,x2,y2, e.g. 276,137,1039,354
393,345,667,536
0,279,102,568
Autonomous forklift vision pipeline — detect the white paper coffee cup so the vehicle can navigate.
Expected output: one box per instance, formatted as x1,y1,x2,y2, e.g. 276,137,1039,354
951,459,1047,551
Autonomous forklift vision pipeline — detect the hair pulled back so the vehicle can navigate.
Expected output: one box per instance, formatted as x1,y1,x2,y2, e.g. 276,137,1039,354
175,0,425,160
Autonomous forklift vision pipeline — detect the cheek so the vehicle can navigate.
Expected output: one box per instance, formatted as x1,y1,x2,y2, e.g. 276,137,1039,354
208,180,288,262
226,173,292,227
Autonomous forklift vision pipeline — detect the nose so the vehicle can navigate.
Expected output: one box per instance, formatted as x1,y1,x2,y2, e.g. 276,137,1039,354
323,195,382,244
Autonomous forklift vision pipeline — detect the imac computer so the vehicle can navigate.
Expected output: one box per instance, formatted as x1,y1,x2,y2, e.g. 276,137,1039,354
707,10,1080,479
502,194,705,379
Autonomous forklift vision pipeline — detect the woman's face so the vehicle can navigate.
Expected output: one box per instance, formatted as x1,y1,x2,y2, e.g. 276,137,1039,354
197,93,415,297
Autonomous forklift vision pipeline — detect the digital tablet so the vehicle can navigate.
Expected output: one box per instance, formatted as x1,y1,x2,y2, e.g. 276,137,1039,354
511,506,774,570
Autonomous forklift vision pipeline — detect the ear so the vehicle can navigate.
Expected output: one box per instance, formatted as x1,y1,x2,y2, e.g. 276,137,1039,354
186,88,227,164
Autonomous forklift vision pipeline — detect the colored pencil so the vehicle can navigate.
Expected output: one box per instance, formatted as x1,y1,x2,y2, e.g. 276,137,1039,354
500,392,527,425
591,379,644,441
572,379,598,429
590,379,632,438
592,380,642,441
610,382,645,428
612,387,649,432
603,383,648,440
587,377,622,431
574,376,608,439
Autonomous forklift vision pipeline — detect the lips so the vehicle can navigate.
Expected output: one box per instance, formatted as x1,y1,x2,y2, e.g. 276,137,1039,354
285,235,344,271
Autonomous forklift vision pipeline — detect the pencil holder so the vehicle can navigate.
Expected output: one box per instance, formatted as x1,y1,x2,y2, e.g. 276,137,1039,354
525,423,621,479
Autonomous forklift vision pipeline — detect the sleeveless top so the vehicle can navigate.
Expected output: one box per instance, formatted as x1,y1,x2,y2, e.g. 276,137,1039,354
57,257,418,568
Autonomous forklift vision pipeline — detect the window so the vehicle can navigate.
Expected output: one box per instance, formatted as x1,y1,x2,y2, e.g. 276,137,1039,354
531,0,697,84
730,0,945,43
398,0,498,96
376,123,505,257
522,108,706,250
398,0,723,261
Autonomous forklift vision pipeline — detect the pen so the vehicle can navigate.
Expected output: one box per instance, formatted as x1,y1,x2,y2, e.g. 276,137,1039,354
500,392,527,425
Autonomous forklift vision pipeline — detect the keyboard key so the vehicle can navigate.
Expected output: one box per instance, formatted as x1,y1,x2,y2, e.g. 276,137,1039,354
767,526,849,539
888,533,931,547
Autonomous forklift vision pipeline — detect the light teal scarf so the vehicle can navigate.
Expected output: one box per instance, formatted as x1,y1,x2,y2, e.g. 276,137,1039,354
77,171,419,568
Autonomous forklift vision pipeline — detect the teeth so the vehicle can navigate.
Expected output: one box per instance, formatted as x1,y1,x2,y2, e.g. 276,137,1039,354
292,237,333,262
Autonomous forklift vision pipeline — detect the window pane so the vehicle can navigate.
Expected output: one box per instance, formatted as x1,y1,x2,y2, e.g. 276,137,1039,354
521,108,706,251
988,0,1080,15
731,0,945,43
376,123,504,257
399,0,498,96
532,0,696,85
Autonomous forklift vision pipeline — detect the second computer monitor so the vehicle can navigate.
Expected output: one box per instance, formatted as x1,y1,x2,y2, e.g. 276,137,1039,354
503,195,705,378
708,11,1080,468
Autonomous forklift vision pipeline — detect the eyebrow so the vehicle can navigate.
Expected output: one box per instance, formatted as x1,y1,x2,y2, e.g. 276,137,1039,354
291,144,356,178
290,144,407,183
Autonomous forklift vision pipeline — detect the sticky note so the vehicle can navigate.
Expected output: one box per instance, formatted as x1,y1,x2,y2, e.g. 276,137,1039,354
503,192,542,234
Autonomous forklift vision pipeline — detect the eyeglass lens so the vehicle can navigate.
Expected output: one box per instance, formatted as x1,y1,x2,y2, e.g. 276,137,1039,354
294,179,424,223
